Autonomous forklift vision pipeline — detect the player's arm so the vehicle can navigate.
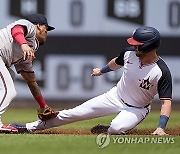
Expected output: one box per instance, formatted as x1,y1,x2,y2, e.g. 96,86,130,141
152,99,172,135
11,25,35,61
91,47,127,76
152,65,172,135
20,71,59,121
20,71,46,108
91,57,122,76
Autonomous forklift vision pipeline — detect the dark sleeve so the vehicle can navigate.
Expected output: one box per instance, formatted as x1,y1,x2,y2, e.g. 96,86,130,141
14,62,34,74
157,60,172,99
115,47,134,66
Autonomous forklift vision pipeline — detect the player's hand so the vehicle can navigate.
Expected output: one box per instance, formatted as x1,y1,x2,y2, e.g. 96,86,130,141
91,68,103,76
37,105,59,121
21,44,35,62
152,127,168,135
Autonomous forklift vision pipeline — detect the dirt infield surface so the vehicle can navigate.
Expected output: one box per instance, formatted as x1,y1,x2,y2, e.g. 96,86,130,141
33,128,180,136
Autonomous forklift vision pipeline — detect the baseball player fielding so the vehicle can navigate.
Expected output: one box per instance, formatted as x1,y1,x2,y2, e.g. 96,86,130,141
0,13,58,133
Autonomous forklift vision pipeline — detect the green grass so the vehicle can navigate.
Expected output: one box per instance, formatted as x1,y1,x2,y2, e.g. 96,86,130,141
0,108,180,154
0,134,180,154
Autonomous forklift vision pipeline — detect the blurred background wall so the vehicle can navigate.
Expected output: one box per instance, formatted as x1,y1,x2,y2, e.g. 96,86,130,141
0,0,179,106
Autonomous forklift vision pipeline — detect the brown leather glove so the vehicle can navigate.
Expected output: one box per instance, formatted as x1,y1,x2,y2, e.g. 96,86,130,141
37,105,59,121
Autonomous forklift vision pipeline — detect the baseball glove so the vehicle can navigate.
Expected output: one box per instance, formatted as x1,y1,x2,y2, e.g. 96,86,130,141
91,124,110,134
37,105,59,121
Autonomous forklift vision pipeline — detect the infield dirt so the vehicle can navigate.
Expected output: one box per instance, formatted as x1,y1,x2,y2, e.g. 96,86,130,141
33,128,180,136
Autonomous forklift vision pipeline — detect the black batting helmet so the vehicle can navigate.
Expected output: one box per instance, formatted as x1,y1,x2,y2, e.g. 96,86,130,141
127,26,161,53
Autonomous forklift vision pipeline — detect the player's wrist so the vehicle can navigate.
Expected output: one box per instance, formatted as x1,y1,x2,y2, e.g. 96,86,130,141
21,43,28,45
100,64,112,73
35,95,46,108
158,115,169,129
20,43,28,48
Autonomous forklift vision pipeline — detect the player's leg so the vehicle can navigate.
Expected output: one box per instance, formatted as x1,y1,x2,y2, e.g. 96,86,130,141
0,58,17,131
108,106,151,134
26,87,123,131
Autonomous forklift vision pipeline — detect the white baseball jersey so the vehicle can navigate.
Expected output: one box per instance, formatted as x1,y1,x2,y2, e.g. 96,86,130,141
0,19,39,73
115,47,172,107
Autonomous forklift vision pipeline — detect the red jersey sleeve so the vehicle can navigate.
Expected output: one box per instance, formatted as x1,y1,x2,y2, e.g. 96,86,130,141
11,25,27,45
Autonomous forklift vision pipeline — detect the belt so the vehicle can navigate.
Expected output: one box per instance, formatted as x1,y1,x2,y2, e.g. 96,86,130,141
121,99,150,108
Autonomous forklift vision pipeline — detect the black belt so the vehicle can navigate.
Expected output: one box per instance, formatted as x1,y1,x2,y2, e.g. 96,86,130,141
121,99,150,108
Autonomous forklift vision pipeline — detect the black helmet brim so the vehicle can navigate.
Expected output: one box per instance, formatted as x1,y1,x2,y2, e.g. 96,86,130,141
47,25,55,31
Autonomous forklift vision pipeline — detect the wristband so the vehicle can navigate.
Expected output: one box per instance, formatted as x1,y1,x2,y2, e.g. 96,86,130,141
35,95,46,108
158,115,169,129
100,65,112,73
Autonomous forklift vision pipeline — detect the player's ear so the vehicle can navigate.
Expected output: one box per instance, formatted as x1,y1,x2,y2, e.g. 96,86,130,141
36,24,43,34
36,24,41,30
36,24,41,31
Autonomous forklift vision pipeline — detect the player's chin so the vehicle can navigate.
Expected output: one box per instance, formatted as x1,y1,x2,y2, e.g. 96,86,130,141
135,52,144,57
135,53,141,57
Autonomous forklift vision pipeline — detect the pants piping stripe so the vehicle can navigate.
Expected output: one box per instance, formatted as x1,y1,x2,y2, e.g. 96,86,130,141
0,72,7,107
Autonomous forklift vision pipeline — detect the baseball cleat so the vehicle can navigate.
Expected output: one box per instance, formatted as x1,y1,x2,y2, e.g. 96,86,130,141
0,124,18,133
9,123,29,133
91,124,110,134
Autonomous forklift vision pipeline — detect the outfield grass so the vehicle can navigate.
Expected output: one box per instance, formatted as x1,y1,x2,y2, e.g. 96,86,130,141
0,134,179,154
0,108,180,154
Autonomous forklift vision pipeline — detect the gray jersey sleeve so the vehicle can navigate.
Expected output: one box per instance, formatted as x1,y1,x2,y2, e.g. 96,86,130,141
12,19,35,37
14,61,34,74
0,19,37,68
12,19,36,49
11,19,36,73
12,19,36,73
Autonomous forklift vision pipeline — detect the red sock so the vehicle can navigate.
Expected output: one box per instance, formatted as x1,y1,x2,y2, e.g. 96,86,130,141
35,95,46,108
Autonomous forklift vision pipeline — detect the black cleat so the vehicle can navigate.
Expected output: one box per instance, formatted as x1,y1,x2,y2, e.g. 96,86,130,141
9,123,29,133
91,124,110,134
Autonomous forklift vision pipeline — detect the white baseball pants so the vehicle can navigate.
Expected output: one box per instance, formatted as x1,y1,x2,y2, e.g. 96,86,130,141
26,86,151,134
0,57,16,126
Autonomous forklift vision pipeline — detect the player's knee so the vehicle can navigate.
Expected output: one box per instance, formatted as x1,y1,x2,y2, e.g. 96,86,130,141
7,87,17,99
108,126,124,134
108,122,130,134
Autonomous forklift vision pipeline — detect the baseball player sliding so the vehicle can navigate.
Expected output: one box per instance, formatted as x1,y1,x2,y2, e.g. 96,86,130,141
0,14,58,133
11,27,172,135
